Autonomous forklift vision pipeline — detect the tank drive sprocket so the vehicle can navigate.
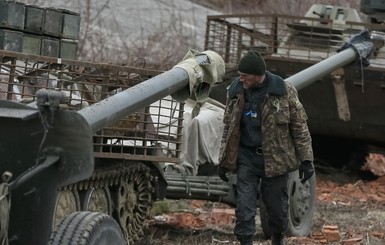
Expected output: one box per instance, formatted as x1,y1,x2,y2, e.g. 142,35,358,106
113,163,153,242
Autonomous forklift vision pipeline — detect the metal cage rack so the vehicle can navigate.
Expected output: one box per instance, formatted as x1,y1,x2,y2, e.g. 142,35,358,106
204,13,385,67
0,51,184,164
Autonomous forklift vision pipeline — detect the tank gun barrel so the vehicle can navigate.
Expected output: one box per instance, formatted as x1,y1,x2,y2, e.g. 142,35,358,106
286,48,356,90
78,67,189,132
286,30,373,91
78,50,225,133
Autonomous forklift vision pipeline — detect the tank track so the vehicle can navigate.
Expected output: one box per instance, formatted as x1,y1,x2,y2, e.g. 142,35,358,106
58,162,155,243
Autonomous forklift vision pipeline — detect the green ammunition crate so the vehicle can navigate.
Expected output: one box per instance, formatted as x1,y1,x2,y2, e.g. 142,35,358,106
61,10,80,39
42,8,62,37
23,34,41,55
0,1,25,30
41,36,60,57
60,39,78,59
24,5,44,34
0,29,23,52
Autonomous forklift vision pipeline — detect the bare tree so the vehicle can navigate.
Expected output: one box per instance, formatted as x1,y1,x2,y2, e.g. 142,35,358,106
197,0,360,15
20,0,362,66
20,0,205,67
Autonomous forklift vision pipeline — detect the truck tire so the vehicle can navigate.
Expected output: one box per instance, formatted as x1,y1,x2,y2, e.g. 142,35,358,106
260,169,316,238
49,211,126,245
287,169,316,236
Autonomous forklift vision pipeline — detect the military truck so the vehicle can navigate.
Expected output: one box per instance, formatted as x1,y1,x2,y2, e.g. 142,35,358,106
0,48,228,244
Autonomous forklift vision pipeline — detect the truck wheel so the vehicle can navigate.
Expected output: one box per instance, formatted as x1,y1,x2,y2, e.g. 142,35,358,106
287,169,316,236
48,211,126,245
260,170,316,238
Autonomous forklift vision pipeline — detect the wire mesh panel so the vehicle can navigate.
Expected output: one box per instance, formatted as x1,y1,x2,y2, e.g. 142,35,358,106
205,13,385,68
0,51,184,163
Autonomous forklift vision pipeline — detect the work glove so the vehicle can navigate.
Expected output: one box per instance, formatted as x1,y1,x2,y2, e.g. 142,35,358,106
217,166,229,182
299,160,314,183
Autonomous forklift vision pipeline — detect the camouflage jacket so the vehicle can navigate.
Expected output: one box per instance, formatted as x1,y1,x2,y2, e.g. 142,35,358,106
219,71,313,177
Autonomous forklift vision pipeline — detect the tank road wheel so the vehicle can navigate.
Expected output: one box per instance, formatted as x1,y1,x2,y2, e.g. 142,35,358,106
48,211,126,245
53,190,81,230
114,165,153,243
260,170,316,238
82,187,112,215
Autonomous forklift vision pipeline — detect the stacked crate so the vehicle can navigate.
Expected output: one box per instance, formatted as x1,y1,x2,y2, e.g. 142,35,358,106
0,1,80,59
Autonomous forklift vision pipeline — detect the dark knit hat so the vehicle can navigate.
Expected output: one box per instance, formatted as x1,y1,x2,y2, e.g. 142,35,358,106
238,50,266,75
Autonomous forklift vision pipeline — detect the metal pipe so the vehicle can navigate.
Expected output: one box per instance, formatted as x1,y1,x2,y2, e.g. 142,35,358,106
166,179,227,186
286,48,357,90
78,67,189,133
166,186,229,196
165,174,224,182
165,192,232,205
166,180,230,192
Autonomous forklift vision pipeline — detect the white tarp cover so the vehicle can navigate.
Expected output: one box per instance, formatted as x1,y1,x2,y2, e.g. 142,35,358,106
180,99,224,175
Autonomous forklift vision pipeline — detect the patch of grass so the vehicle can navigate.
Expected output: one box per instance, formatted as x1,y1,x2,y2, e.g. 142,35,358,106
151,200,171,216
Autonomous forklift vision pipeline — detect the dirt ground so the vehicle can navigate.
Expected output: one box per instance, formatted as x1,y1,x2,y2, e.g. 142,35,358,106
138,168,385,245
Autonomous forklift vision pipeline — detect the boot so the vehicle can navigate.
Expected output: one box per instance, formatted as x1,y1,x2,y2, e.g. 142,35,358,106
238,236,253,245
271,233,284,245
239,239,253,245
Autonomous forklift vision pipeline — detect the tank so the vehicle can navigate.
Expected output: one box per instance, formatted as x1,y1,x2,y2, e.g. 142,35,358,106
205,3,385,169
202,2,385,236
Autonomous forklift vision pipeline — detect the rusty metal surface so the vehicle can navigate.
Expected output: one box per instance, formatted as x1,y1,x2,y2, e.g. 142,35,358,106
0,50,184,163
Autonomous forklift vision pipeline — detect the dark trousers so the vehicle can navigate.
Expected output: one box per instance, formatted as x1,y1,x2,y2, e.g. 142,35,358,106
234,147,289,240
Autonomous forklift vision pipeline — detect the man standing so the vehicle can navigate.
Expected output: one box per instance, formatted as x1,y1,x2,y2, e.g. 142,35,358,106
218,51,314,245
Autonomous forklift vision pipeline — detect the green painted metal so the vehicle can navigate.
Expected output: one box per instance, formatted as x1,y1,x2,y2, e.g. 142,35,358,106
60,38,78,59
0,1,25,30
42,8,62,37
41,36,60,57
61,9,80,39
23,34,41,55
24,5,44,34
0,29,23,52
